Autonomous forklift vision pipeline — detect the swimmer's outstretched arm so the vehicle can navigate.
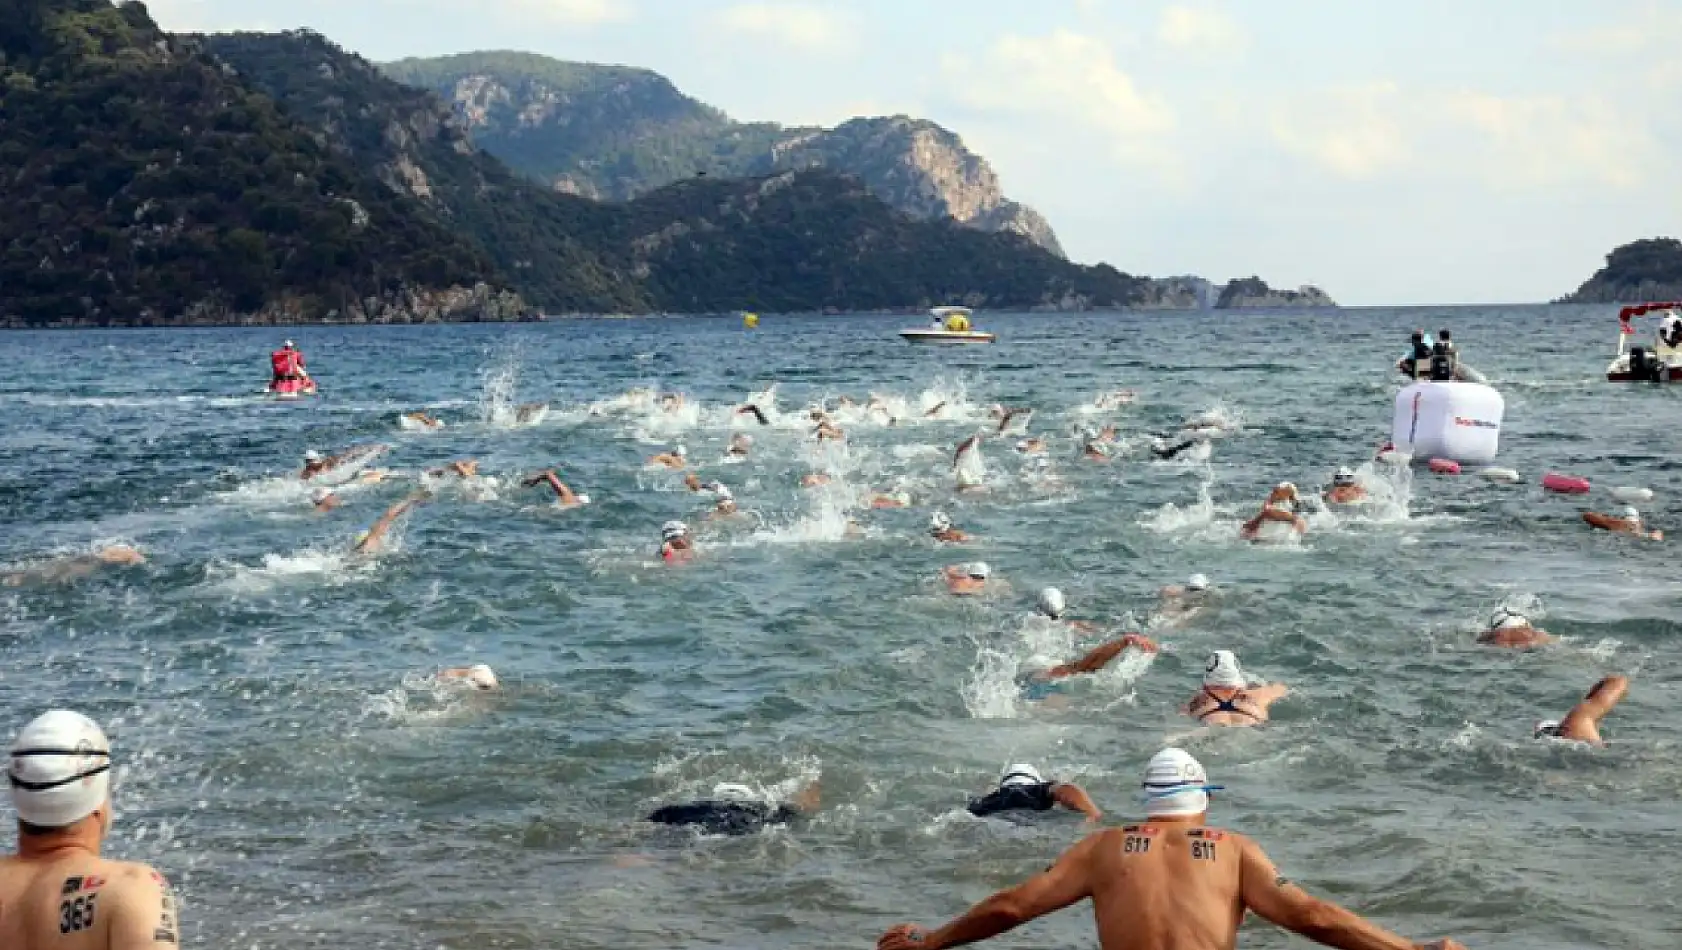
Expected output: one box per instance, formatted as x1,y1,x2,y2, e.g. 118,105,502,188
879,833,1100,950
356,493,429,553
1238,837,1460,949
1050,782,1102,822
1046,634,1158,678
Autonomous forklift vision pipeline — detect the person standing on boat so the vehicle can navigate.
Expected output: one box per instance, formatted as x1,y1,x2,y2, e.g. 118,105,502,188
1658,310,1682,352
270,339,309,388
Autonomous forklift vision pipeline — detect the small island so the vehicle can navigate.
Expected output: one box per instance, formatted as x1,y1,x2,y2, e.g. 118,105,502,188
1215,277,1336,309
1559,237,1682,303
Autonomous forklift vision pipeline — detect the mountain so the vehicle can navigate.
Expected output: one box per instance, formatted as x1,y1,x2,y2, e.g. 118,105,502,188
200,31,1153,314
1214,277,1336,309
1559,238,1682,303
0,0,523,327
378,51,1065,256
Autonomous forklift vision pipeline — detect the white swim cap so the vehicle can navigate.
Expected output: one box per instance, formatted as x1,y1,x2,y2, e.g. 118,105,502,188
1277,481,1298,497
674,445,687,458
9,710,112,829
1333,468,1356,486
715,485,734,501
1142,747,1217,817
1490,607,1528,630
712,782,758,801
311,488,335,504
967,562,991,580
303,449,324,462
1037,587,1066,619
930,511,952,532
573,493,591,505
466,664,498,690
1620,506,1641,523
1186,573,1210,592
999,764,1044,788
1533,719,1563,740
283,339,294,348
1203,650,1246,689
661,520,689,542
734,434,754,447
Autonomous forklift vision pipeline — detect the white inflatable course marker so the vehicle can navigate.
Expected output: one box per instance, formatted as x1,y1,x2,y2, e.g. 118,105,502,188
1391,381,1504,465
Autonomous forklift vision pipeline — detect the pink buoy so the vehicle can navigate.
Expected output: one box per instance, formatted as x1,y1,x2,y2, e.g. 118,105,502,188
1542,472,1591,494
1428,458,1461,475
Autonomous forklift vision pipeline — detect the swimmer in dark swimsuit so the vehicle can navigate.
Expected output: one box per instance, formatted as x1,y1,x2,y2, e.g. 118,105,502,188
1150,435,1202,460
967,765,1102,823
1183,650,1287,727
735,404,771,426
646,781,819,835
1534,675,1628,745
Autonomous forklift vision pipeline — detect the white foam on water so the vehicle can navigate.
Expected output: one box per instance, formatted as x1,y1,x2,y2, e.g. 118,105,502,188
362,672,482,725
205,548,366,595
477,350,521,428
1140,479,1219,534
396,414,445,432
954,437,987,489
961,644,1023,720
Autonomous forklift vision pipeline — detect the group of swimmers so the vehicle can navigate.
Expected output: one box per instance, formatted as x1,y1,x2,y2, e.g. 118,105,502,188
0,366,1648,950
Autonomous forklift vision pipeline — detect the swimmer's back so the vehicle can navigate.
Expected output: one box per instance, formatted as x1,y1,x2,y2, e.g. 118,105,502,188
1086,824,1245,950
0,854,177,950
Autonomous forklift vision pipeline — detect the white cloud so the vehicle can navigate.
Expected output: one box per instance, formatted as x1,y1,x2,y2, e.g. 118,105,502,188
1269,82,1410,180
715,3,851,53
487,0,632,27
1156,5,1247,55
942,30,1176,171
1551,3,1682,54
1442,91,1656,190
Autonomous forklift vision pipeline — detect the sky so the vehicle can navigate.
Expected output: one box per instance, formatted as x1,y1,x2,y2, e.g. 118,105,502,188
145,0,1682,305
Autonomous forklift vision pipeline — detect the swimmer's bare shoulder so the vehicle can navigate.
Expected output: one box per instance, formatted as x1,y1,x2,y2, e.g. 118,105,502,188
0,858,179,950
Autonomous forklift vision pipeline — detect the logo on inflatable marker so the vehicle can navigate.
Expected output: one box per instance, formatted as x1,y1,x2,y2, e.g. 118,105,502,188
1452,416,1499,429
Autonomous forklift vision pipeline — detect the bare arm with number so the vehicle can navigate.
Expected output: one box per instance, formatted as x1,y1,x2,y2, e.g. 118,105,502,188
107,865,179,949
1238,838,1460,950
878,833,1098,950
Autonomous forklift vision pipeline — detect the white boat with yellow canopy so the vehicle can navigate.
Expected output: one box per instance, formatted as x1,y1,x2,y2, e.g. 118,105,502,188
899,307,996,344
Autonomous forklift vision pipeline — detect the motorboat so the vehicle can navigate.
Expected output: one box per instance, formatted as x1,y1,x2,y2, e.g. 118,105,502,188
900,306,996,344
1606,301,1682,382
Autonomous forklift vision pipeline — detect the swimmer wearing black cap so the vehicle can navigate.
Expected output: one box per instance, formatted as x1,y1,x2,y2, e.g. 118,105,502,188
1534,675,1628,745
967,765,1101,823
3,710,183,950
646,781,820,836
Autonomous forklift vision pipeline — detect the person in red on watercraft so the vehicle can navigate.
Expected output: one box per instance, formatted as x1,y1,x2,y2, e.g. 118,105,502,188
270,340,311,389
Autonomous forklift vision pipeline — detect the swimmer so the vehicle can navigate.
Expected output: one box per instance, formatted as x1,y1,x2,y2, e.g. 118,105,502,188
1323,467,1367,505
1477,605,1554,649
648,445,687,469
996,407,1033,434
513,402,548,425
1017,632,1159,702
426,459,479,480
1151,574,1211,628
868,491,912,509
437,664,500,691
1159,573,1211,601
735,403,771,426
929,511,970,543
353,491,429,555
683,472,725,493
1583,506,1663,541
954,433,986,492
1081,439,1113,462
1,545,145,587
878,747,1463,950
814,420,845,442
659,392,686,412
1093,389,1137,410
2,710,184,950
1035,587,1102,634
727,433,753,457
800,472,832,488
299,445,383,481
1150,435,1201,460
942,561,992,596
311,487,341,513
402,410,444,429
660,520,694,563
1094,424,1120,444
1534,675,1628,745
522,469,588,508
967,765,1102,823
1240,483,1307,541
646,781,820,836
1014,436,1048,456
1183,650,1287,726
924,401,948,418
711,485,739,517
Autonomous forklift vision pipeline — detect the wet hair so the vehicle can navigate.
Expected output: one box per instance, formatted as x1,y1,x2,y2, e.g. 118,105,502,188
1438,328,1452,340
1410,329,1424,339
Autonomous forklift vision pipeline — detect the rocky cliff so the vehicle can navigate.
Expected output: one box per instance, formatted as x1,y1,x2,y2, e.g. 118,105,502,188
1214,277,1336,309
0,0,521,328
1559,238,1682,303
379,52,1066,256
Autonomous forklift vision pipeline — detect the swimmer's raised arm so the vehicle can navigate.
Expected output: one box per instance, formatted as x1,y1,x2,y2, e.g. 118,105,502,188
1050,782,1103,822
1239,837,1458,950
1249,683,1289,703
1561,675,1628,742
879,832,1099,950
